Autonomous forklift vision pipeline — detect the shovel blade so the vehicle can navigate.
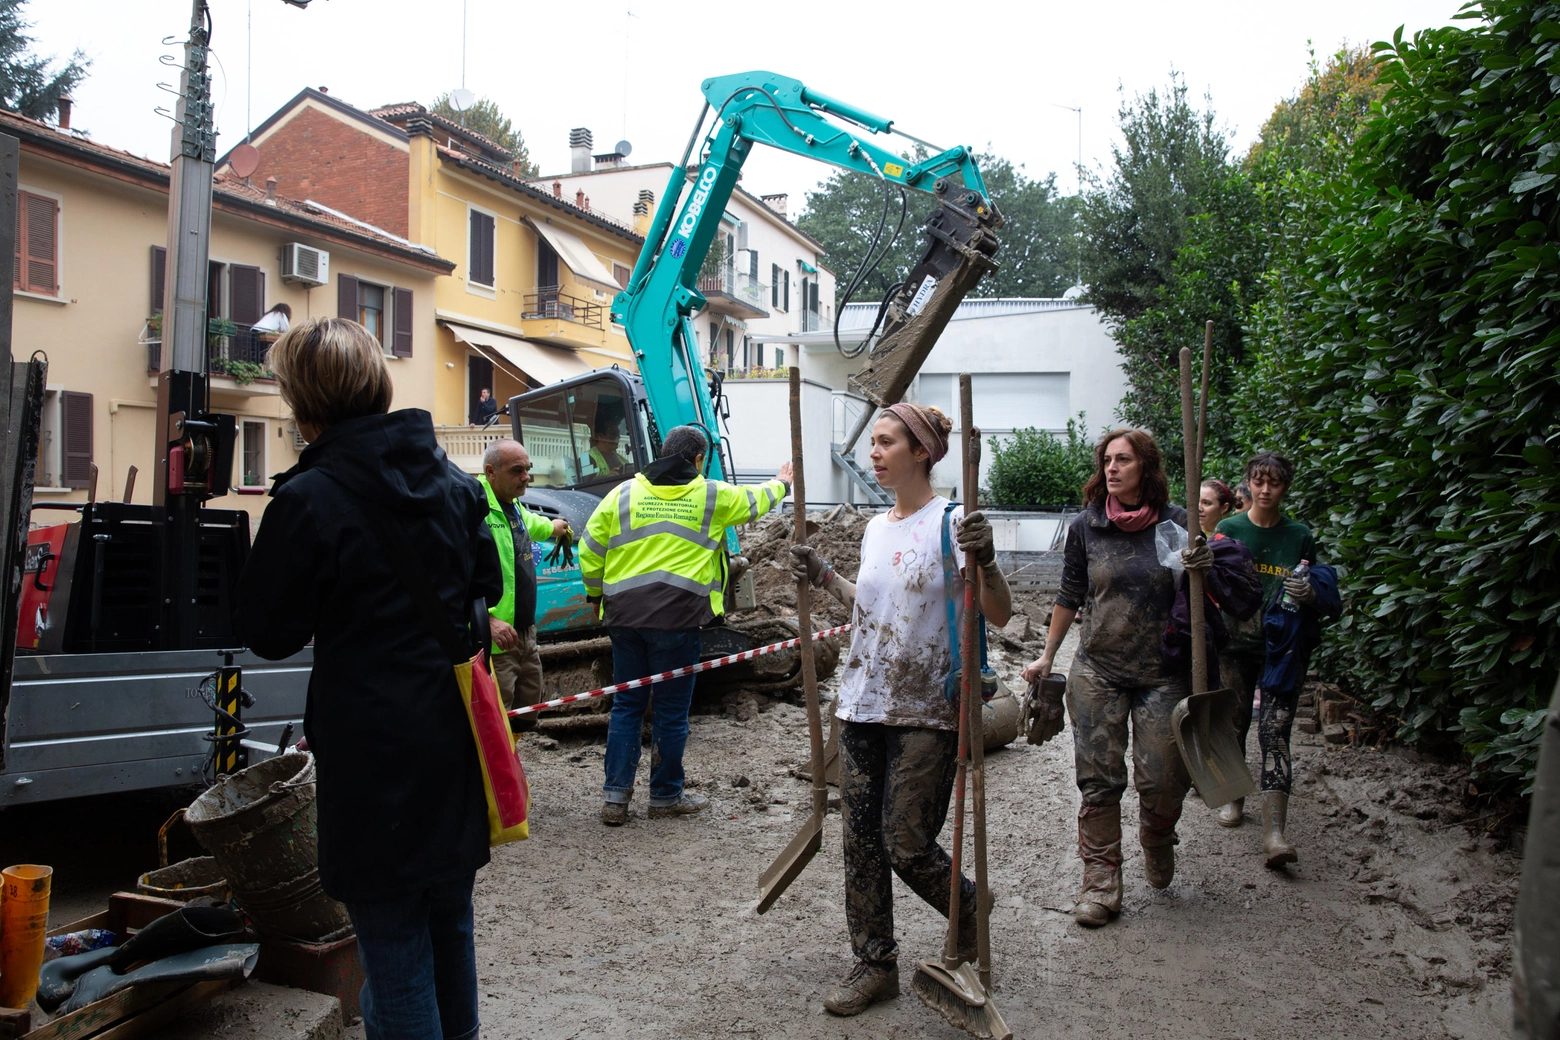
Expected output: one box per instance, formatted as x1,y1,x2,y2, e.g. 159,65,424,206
756,812,823,915
1172,687,1257,810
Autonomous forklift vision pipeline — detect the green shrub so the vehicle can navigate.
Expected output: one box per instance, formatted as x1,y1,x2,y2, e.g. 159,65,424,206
1264,4,1560,792
984,414,1094,508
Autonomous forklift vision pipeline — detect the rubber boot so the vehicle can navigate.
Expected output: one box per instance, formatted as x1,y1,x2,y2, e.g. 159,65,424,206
1139,806,1181,889
1217,797,1244,828
1074,805,1123,928
1261,791,1298,868
108,906,247,973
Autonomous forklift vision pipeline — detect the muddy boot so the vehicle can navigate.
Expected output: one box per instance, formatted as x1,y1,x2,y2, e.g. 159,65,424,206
1139,806,1180,889
1261,791,1298,868
1074,805,1123,928
648,794,708,819
823,959,899,1016
1217,797,1244,828
601,801,628,826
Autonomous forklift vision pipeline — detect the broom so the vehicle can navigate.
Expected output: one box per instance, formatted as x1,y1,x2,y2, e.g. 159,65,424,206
913,373,1012,1040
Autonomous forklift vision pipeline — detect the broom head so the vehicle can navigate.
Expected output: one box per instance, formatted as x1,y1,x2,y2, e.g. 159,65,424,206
912,959,1012,1040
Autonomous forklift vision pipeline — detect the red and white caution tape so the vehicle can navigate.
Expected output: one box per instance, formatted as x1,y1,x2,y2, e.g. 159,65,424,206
507,624,852,718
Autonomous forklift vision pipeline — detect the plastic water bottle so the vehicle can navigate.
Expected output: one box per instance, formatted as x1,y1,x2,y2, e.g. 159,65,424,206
1279,560,1311,612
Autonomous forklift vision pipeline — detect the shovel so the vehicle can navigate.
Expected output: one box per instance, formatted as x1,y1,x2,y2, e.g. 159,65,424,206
1171,328,1256,810
756,366,828,914
913,374,1011,1040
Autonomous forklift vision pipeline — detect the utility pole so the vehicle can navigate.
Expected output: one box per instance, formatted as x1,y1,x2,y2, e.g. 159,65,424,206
1053,103,1083,287
154,0,234,649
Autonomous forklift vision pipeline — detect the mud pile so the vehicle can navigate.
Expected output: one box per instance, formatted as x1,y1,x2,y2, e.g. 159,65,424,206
732,504,872,625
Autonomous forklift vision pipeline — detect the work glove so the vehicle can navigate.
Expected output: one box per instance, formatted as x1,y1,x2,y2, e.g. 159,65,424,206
956,510,996,568
543,531,574,568
1180,543,1214,574
790,544,830,586
1023,673,1067,746
1283,573,1317,606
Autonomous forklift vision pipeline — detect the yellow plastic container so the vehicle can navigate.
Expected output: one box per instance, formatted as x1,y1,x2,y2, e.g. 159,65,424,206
0,863,53,1008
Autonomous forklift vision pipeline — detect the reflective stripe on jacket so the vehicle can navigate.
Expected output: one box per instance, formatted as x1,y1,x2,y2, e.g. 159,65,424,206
578,472,786,630
479,475,554,651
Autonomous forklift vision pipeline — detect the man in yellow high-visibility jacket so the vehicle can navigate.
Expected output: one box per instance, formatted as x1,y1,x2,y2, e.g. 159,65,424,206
579,425,791,826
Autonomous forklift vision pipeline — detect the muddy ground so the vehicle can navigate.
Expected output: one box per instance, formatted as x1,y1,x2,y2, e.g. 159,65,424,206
415,621,1521,1040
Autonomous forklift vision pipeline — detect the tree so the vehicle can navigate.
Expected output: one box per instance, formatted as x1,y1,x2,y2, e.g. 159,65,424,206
0,0,89,123
430,93,536,176
796,150,1078,312
1079,75,1263,483
1078,74,1234,324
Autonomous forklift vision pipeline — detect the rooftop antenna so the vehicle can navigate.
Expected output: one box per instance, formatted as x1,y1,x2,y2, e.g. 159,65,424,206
461,0,468,125
246,0,251,139
622,10,638,141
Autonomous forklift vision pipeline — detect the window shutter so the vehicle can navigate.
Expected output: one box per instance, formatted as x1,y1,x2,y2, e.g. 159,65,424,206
61,391,93,489
469,210,495,286
783,270,789,312
338,273,358,319
750,249,758,281
151,246,166,314
229,264,263,325
19,192,56,295
392,287,413,357
810,280,819,314
771,264,779,307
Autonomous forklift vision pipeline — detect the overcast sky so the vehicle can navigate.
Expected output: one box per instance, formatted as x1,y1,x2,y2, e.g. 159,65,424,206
32,0,1460,227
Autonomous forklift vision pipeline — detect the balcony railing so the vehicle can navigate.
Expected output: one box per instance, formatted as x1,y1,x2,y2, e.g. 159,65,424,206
523,286,603,330
800,309,821,332
144,319,275,385
697,270,769,314
435,426,510,474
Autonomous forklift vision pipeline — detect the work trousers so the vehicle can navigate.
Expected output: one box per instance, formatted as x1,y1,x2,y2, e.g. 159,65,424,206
493,626,543,729
1221,650,1304,793
839,719,975,966
602,626,701,807
344,871,479,1040
1066,661,1192,845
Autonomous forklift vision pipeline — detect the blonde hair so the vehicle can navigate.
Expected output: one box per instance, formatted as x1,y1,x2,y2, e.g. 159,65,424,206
268,317,393,431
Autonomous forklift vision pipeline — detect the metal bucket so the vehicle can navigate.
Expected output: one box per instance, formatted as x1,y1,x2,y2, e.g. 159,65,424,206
184,752,353,943
137,856,230,903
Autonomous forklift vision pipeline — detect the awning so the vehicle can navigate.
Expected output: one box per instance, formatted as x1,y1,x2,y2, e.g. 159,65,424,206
798,260,818,274
443,321,594,387
527,219,623,295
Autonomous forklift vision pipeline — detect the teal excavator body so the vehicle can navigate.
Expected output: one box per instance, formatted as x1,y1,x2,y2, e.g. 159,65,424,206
510,71,1002,688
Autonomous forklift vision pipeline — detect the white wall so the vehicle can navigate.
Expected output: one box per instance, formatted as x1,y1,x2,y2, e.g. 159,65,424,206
722,377,861,505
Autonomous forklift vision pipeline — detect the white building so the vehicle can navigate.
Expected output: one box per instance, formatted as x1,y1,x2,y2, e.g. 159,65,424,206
536,130,837,375
721,297,1130,505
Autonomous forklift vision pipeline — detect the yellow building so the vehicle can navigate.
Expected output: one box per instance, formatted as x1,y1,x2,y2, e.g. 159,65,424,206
3,107,453,523
228,90,645,467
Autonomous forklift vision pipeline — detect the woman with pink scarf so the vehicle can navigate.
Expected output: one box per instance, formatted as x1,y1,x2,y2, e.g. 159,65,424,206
1021,428,1207,929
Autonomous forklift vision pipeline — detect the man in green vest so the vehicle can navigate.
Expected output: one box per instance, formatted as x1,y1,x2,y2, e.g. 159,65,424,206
481,439,571,720
579,426,791,825
587,416,629,480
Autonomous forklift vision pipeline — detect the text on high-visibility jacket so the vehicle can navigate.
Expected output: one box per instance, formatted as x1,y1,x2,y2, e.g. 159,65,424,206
578,472,788,630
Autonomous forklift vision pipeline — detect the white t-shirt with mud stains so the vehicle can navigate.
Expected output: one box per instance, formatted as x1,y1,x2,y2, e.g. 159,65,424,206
835,497,965,731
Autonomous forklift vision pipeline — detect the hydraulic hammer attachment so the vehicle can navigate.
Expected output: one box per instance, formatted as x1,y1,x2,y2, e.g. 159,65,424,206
846,183,1003,408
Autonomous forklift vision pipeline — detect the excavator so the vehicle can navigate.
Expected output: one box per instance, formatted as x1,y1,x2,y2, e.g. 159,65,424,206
504,70,1003,705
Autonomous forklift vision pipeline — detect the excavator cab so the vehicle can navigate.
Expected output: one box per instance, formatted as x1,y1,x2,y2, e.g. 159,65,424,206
507,368,656,496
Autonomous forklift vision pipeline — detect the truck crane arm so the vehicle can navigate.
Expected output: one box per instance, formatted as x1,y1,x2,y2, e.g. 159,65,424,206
612,70,1004,479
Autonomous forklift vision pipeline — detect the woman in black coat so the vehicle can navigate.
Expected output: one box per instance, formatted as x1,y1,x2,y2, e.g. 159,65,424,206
237,317,502,1040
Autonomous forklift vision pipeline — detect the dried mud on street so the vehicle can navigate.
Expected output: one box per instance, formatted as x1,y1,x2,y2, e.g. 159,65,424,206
441,615,1521,1040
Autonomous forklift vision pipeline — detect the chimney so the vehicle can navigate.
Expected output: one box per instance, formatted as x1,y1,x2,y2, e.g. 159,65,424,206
632,189,655,237
761,193,788,219
55,95,71,131
552,180,562,199
569,127,593,173
264,176,277,204
318,85,329,94
575,189,587,209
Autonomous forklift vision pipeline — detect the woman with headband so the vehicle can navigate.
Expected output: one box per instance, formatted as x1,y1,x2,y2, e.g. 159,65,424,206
789,402,1011,1018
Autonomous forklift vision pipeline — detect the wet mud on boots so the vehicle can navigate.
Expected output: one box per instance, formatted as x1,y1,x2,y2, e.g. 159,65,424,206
1217,797,1245,827
1140,806,1181,890
1262,791,1298,868
1074,804,1123,927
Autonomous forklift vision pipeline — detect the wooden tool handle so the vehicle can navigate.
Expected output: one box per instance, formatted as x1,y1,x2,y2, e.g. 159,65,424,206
789,368,826,818
1180,346,1208,696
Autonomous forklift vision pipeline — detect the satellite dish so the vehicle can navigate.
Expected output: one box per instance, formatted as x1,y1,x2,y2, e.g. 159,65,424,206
615,139,632,158
229,143,260,179
450,88,476,113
